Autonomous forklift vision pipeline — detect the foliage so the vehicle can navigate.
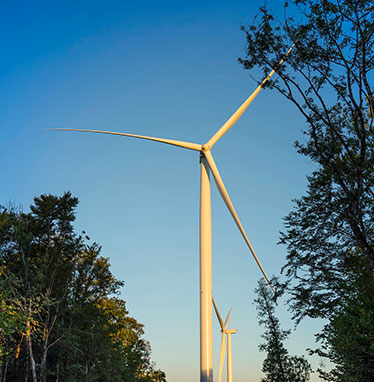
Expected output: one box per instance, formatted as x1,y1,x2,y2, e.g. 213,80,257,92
0,291,26,361
311,254,374,381
0,193,166,382
240,1,374,380
255,279,312,382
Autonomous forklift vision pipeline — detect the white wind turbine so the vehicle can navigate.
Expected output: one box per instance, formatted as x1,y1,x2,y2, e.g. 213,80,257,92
212,298,236,382
49,43,295,382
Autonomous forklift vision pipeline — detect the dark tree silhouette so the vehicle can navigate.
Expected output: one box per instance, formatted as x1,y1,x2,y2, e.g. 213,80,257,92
255,279,312,382
240,1,374,380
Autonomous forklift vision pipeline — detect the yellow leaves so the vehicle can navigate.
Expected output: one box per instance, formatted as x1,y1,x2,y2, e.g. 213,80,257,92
0,299,17,316
95,296,143,349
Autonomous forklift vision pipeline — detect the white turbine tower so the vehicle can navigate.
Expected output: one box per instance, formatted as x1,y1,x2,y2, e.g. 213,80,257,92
212,298,236,382
50,43,295,382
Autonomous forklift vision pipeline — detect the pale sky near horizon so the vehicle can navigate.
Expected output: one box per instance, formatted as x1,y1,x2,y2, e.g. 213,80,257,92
1,1,325,381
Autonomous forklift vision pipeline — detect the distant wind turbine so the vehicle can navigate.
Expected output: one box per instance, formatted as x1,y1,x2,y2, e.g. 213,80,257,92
49,43,295,382
212,298,237,382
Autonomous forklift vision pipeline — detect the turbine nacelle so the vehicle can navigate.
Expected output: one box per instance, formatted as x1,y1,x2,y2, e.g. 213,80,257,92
201,143,211,152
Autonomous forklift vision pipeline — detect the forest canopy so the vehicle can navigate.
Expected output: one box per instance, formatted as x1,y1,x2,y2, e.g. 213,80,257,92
0,192,166,382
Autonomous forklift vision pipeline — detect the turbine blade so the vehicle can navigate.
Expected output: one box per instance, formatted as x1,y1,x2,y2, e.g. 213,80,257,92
218,333,226,382
203,151,274,291
47,128,202,152
212,298,225,330
206,43,296,148
224,307,233,329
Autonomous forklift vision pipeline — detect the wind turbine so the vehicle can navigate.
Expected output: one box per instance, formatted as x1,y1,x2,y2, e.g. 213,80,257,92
49,43,295,382
212,298,237,382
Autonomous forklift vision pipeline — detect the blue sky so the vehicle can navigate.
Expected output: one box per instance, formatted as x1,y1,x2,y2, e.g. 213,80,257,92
1,1,325,381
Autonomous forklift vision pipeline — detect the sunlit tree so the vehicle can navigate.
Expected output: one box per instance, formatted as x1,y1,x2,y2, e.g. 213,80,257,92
0,193,166,382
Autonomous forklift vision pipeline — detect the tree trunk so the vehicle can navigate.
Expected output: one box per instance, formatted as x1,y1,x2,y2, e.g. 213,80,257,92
40,349,47,382
2,356,10,382
40,335,48,382
25,341,29,382
26,321,37,382
55,358,59,382
15,337,22,371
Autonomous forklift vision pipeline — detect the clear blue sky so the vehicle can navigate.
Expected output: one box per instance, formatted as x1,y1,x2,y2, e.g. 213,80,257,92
1,1,324,381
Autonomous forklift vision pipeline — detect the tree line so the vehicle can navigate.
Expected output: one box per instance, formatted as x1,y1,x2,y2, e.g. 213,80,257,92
0,192,166,382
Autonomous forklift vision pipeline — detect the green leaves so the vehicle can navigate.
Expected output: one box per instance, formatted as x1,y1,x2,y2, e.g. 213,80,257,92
0,193,165,382
0,294,26,360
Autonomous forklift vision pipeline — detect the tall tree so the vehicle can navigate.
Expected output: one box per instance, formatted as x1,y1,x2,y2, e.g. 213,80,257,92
0,193,166,382
239,1,374,380
255,279,312,382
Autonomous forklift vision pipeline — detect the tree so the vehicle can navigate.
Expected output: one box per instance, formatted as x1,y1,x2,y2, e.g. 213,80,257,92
0,290,26,382
254,279,312,382
239,1,374,379
0,193,166,382
311,252,374,382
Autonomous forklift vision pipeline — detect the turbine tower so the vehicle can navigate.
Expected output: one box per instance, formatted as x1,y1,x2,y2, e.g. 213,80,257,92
213,298,237,382
50,43,295,382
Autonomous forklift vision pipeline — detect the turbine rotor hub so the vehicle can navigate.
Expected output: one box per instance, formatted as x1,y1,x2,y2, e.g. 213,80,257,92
222,328,237,334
